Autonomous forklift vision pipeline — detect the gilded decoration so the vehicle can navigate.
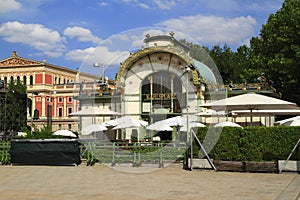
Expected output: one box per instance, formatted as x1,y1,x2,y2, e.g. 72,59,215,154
115,46,198,86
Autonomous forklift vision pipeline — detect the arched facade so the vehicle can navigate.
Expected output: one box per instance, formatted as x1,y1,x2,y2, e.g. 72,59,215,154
116,49,201,120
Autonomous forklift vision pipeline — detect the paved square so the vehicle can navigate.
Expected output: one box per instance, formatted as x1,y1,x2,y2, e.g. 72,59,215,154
0,163,299,200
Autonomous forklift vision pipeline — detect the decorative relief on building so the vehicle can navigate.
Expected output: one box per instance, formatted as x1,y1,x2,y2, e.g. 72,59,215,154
115,46,193,85
0,58,41,67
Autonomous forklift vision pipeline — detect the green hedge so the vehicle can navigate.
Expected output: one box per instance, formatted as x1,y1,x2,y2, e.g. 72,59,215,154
0,141,11,165
193,126,300,162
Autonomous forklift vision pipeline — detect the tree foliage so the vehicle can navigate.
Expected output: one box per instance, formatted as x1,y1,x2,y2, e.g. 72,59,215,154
5,79,28,133
250,0,300,105
182,0,300,105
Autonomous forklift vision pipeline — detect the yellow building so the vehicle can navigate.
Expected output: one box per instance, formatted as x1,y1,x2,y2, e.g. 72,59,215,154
0,51,98,133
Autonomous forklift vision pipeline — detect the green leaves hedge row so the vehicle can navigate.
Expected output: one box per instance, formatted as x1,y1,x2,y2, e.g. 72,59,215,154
194,126,300,162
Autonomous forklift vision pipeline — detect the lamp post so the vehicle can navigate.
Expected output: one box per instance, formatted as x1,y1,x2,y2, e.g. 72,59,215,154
47,91,56,130
93,62,105,84
181,65,191,170
186,66,191,170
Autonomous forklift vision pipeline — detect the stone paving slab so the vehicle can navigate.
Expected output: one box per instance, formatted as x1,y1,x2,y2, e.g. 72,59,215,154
0,163,299,200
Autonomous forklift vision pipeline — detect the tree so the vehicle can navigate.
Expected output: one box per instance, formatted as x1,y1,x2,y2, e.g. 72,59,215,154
209,45,235,84
250,0,300,105
233,45,262,84
5,79,28,133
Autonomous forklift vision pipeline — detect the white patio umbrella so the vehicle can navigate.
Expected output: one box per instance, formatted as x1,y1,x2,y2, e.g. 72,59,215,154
148,115,202,130
195,110,227,116
157,116,184,127
107,116,148,142
53,130,77,137
200,93,299,124
201,93,298,111
81,124,108,135
214,121,242,128
17,132,27,137
276,116,300,126
147,123,173,131
180,121,206,132
70,107,121,116
109,116,148,130
231,109,300,117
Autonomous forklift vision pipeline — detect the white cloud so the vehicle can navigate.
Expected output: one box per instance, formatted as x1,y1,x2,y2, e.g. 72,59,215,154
139,3,150,9
246,1,283,12
193,0,239,12
152,0,177,10
0,0,22,13
65,47,95,62
63,26,102,44
119,0,178,10
156,14,257,47
0,21,65,57
107,28,168,50
98,2,108,6
65,46,128,65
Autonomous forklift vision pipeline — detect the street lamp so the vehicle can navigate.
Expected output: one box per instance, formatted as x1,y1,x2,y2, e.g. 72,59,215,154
181,65,191,170
93,62,105,84
186,66,191,170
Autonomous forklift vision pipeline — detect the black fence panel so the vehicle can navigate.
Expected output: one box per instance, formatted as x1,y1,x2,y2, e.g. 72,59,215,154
10,139,81,165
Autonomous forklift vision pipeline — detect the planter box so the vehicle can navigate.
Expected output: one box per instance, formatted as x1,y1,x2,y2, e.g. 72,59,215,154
244,161,277,173
213,160,278,172
213,160,245,172
10,139,81,166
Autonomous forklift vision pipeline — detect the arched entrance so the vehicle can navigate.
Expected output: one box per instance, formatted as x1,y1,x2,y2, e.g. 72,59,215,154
141,71,184,124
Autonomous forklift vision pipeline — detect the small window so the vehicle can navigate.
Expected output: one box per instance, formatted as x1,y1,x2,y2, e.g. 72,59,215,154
68,97,72,102
68,124,72,130
58,124,62,129
30,75,34,85
58,97,63,103
58,107,63,117
68,107,72,115
23,76,26,85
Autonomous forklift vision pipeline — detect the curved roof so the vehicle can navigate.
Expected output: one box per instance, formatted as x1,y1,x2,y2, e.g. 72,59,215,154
193,60,217,84
116,45,217,86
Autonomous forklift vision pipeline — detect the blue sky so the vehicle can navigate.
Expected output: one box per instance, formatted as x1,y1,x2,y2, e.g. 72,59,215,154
0,0,284,79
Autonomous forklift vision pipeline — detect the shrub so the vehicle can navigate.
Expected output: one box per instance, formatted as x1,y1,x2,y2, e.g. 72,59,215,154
194,126,300,162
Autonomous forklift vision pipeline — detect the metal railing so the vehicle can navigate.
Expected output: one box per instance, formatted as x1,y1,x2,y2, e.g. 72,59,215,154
80,140,186,167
